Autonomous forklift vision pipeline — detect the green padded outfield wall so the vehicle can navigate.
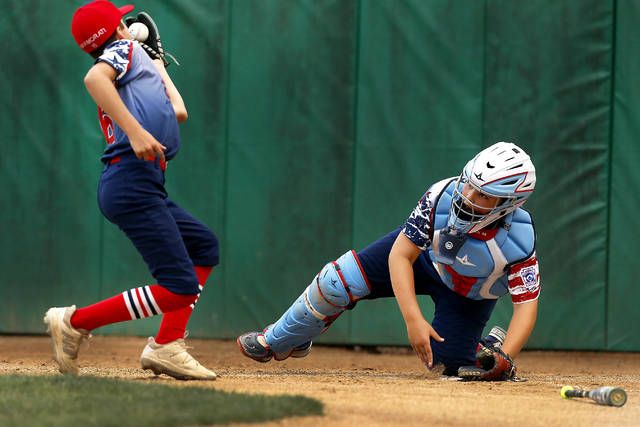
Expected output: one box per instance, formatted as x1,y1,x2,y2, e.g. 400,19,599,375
608,0,640,351
481,0,614,350
0,0,637,351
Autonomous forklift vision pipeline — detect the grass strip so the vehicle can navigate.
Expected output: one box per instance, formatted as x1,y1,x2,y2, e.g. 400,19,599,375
0,375,322,426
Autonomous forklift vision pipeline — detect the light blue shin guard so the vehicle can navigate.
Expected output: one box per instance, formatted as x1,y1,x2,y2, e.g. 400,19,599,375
264,250,370,354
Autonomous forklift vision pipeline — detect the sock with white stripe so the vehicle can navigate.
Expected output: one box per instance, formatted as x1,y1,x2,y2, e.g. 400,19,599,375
69,285,197,332
155,266,212,344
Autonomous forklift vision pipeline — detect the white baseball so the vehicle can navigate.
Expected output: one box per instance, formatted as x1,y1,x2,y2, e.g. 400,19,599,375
128,22,149,42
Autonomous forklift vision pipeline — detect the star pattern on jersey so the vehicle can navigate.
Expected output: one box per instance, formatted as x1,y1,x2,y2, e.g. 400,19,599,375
402,191,433,251
97,40,132,80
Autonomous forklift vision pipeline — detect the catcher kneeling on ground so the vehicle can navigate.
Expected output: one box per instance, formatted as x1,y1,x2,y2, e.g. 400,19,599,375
238,142,540,381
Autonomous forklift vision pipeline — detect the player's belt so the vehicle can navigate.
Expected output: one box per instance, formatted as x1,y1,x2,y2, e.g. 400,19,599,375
109,155,167,172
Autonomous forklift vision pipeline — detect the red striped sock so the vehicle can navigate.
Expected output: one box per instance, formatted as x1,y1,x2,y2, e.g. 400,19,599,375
155,266,213,344
70,284,197,332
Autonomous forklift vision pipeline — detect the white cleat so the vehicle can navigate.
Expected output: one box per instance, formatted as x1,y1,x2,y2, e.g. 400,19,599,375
43,305,90,375
140,336,217,381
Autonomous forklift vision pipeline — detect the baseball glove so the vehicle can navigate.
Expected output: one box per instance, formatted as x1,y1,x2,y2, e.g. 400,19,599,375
457,345,516,381
124,15,137,29
128,12,179,67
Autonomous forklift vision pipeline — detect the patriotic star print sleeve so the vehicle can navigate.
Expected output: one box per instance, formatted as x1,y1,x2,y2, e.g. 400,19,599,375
96,40,133,81
402,191,435,251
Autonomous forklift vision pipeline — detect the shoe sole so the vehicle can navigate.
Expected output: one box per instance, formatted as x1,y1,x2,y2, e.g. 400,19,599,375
237,336,311,362
273,349,294,361
140,357,216,381
259,325,310,361
291,347,312,358
43,309,78,376
274,347,311,361
236,336,273,363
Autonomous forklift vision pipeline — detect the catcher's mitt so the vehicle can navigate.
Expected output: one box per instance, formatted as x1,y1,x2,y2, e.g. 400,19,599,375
457,345,516,381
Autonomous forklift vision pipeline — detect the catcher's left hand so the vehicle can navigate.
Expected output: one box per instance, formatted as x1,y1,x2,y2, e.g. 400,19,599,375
457,345,516,381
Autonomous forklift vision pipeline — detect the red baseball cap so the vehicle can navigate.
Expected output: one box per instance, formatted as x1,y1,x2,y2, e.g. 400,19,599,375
71,1,134,53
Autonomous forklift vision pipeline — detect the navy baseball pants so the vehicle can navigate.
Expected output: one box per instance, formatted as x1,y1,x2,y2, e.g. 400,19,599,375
98,155,219,295
357,228,497,373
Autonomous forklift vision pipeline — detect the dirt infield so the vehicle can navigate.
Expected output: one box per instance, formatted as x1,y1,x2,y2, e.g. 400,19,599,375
1,335,638,427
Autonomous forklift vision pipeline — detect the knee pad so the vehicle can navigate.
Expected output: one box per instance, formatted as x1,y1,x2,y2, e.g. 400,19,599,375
335,249,371,300
307,250,371,317
265,250,371,353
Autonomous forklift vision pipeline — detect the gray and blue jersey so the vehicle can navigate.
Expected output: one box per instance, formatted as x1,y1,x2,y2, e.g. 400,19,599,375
95,40,180,162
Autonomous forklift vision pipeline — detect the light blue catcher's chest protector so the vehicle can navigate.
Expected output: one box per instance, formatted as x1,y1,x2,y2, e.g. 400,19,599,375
427,180,536,300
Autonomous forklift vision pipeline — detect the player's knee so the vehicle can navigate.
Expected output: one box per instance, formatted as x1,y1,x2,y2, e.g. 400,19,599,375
155,271,201,296
335,250,370,299
168,282,201,297
316,262,351,307
195,230,220,266
187,230,219,267
308,250,371,316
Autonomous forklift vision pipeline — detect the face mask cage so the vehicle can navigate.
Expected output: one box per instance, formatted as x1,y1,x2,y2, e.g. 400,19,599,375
448,175,515,233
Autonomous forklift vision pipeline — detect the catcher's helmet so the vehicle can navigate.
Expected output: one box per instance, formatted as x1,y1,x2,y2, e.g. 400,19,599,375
448,142,536,233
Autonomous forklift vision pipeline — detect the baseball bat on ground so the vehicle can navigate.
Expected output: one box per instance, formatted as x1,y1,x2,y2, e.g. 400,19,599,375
560,386,627,407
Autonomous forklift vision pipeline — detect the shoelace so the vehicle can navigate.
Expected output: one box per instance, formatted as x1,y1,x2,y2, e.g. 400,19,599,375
167,341,202,367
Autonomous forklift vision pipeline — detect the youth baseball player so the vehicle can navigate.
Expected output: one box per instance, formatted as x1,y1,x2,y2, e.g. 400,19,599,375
44,1,219,380
238,142,540,380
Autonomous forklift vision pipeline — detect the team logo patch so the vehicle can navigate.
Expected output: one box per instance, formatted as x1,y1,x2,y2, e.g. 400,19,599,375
520,266,538,291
